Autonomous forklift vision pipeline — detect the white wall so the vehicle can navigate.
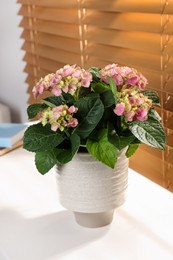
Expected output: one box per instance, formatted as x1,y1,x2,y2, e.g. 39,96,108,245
0,1,28,122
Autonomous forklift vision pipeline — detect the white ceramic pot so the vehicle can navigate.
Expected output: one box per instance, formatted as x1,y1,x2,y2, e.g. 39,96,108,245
56,148,129,228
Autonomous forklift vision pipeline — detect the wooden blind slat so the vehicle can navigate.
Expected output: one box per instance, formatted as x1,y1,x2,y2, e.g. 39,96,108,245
25,75,35,86
20,30,32,41
165,150,173,165
82,0,161,13
23,53,65,73
19,18,80,38
35,34,80,53
129,149,164,187
167,134,173,148
86,44,160,71
22,43,81,65
164,115,173,130
18,0,77,8
21,34,81,53
19,6,79,23
37,46,81,65
35,21,80,38
86,28,160,54
84,12,160,33
138,145,163,159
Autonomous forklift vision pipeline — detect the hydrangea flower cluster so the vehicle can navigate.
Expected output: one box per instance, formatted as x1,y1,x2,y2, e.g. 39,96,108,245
32,64,92,98
99,63,148,90
41,105,78,132
99,63,151,122
113,89,152,122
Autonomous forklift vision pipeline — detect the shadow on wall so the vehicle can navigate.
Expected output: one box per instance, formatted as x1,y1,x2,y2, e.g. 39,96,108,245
0,101,26,123
0,103,11,123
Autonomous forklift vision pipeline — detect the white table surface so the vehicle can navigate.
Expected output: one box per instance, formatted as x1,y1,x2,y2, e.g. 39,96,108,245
0,147,173,260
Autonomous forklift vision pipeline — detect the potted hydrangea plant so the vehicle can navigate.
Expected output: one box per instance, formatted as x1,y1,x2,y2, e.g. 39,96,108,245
23,63,166,227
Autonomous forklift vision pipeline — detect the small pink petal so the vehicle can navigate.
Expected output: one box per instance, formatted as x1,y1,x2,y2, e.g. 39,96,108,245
134,108,148,121
68,105,77,114
113,103,125,116
67,118,78,127
124,111,135,122
52,88,62,96
51,123,60,131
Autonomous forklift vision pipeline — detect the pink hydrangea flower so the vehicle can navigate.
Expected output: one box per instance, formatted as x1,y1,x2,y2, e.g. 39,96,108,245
134,108,148,121
129,96,137,105
53,105,64,112
113,103,125,116
115,66,133,77
113,75,123,86
51,87,62,96
138,73,148,90
68,105,78,114
67,118,78,127
99,64,148,91
32,82,45,98
72,71,80,77
51,122,60,131
126,76,139,86
112,86,152,122
49,74,62,87
81,70,93,88
124,111,135,122
135,97,144,106
41,104,78,132
32,65,92,98
61,64,75,76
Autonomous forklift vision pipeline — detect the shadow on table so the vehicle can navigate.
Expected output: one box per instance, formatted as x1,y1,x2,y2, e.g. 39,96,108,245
0,209,110,260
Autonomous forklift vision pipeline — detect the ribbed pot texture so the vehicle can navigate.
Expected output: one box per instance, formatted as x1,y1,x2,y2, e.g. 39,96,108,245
56,149,129,214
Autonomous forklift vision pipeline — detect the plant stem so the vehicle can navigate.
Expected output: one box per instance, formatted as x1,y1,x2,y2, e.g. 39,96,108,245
80,144,86,147
64,129,70,138
74,87,80,101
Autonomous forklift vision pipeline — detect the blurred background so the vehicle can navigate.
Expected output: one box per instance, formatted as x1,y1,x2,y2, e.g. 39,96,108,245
0,1,28,123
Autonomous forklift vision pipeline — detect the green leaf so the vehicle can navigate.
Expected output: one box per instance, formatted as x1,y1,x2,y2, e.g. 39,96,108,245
108,133,136,150
131,138,142,145
27,104,46,119
44,96,65,106
56,134,80,164
91,81,115,107
42,99,56,108
62,92,75,104
108,122,135,150
108,77,117,104
88,67,100,81
142,90,160,106
45,93,75,106
86,129,118,168
128,120,166,150
91,81,111,94
126,144,139,158
148,108,161,122
92,81,111,93
35,148,58,174
23,123,65,152
100,90,115,108
74,96,104,139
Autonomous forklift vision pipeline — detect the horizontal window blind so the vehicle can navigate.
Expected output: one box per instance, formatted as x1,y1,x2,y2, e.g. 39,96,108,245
18,0,173,191
18,0,84,103
161,1,173,192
